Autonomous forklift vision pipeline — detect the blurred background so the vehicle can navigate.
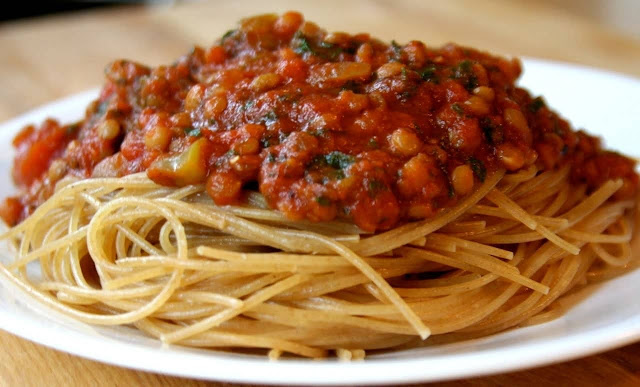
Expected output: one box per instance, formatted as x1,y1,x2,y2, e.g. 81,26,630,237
4,0,640,38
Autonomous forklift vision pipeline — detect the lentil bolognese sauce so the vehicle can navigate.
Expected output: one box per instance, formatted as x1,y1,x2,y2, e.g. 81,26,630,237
0,12,638,359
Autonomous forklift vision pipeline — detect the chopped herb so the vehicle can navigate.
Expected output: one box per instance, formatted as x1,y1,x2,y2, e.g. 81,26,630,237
242,99,255,111
308,152,353,178
341,80,360,92
529,97,546,113
553,119,564,136
317,41,343,60
480,117,496,144
308,155,326,168
221,29,236,42
391,40,403,61
325,151,355,170
450,60,478,91
277,92,302,103
332,169,346,180
344,41,359,55
457,59,473,72
97,101,109,115
261,110,279,125
451,103,465,115
469,157,487,182
185,127,201,137
401,67,408,80
418,65,437,81
293,31,313,55
278,132,290,143
368,179,386,198
226,149,237,157
292,31,342,60
267,153,277,163
399,88,416,101
367,138,379,149
311,128,328,138
316,196,332,206
466,77,479,90
261,136,277,148
66,123,80,136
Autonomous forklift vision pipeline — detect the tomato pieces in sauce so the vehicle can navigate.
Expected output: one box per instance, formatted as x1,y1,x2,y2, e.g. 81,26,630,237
2,12,638,230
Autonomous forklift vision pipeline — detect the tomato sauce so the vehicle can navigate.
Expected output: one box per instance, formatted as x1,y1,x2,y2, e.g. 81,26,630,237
2,12,637,230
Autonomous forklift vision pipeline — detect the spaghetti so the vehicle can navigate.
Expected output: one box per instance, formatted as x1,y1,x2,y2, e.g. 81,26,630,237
0,165,637,358
0,12,639,359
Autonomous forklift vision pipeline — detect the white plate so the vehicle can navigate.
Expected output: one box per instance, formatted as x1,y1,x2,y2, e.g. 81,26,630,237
1,59,639,385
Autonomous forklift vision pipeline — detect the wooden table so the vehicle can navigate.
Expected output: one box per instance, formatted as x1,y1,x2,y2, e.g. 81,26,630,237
1,1,640,385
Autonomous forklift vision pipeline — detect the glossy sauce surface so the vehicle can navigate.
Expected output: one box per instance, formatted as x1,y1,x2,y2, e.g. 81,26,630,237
3,12,637,230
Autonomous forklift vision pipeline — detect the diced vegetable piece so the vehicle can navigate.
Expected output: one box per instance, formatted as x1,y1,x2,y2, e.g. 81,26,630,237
309,62,371,86
147,138,212,186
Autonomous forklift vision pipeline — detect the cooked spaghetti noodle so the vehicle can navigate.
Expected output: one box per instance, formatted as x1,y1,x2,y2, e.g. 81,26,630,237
0,164,637,358
0,12,638,359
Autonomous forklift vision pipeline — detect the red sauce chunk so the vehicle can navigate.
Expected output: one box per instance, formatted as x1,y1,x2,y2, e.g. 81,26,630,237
2,12,638,230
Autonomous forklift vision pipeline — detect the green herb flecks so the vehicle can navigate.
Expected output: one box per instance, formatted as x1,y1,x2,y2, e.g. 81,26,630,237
278,132,290,143
448,183,455,198
186,127,201,137
221,29,237,42
277,91,302,104
317,40,343,61
325,151,355,170
242,99,255,111
450,60,478,91
341,80,361,92
529,97,546,113
293,31,313,55
261,135,277,148
452,103,465,115
311,128,328,138
261,110,279,125
480,117,499,145
391,40,403,61
469,157,487,182
418,64,437,82
368,179,386,198
308,152,354,180
66,123,81,136
97,101,109,115
316,196,332,206
292,31,342,61
553,119,564,136
331,169,346,180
